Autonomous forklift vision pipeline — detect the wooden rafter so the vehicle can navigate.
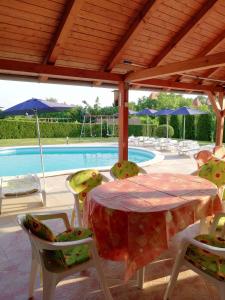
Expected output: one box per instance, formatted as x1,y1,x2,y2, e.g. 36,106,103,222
132,79,224,93
126,51,225,82
176,28,225,82
104,0,157,71
148,0,218,67
0,59,123,83
43,0,84,64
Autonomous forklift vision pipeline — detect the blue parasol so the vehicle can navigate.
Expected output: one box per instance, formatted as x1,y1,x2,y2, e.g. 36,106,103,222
136,108,157,116
3,98,74,181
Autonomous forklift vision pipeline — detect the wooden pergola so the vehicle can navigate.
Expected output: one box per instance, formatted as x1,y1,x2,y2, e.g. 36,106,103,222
0,0,225,160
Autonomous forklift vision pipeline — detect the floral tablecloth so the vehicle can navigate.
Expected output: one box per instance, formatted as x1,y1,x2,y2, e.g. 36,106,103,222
85,173,222,280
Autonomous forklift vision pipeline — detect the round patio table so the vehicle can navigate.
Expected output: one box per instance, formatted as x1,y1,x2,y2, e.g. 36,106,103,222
85,173,222,281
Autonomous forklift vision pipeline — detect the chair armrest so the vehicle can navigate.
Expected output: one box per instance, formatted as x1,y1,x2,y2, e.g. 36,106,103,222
209,212,225,235
183,236,225,259
101,174,110,183
191,170,198,176
139,167,147,174
65,175,79,196
34,212,71,231
36,236,94,250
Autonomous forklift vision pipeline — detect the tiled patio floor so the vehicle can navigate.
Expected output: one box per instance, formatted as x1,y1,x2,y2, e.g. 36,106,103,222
0,151,220,299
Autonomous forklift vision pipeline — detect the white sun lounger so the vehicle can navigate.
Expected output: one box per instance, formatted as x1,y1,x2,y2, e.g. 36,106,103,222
0,174,46,214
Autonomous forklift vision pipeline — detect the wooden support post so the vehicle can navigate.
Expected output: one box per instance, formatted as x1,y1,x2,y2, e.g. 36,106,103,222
215,114,224,146
118,81,129,161
207,91,225,146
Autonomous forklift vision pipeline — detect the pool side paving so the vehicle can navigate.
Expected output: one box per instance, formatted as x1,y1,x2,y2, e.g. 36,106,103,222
0,148,220,299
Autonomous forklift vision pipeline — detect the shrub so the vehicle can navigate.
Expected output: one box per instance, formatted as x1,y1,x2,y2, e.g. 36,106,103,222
155,124,174,138
185,115,196,140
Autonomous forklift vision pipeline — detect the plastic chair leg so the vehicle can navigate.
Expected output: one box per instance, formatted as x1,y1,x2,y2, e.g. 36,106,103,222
42,271,57,300
40,190,46,206
0,196,2,215
28,259,39,299
163,248,186,300
137,267,145,289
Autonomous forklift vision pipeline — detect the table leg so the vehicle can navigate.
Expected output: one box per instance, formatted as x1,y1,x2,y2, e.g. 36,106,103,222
137,267,145,289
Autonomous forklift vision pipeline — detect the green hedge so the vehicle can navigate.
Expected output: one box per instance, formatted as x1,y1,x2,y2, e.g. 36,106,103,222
196,114,213,141
0,120,157,139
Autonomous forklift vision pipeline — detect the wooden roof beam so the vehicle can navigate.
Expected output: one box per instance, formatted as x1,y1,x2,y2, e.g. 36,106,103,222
0,59,123,83
176,28,225,82
148,0,218,68
133,79,224,93
104,0,157,71
44,0,84,65
126,51,225,82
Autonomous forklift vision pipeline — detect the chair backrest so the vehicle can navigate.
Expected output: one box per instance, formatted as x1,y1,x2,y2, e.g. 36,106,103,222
66,169,105,200
213,146,225,159
17,214,67,269
110,160,144,180
194,150,213,169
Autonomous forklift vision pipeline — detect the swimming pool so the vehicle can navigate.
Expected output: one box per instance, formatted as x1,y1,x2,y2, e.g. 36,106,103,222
0,145,163,176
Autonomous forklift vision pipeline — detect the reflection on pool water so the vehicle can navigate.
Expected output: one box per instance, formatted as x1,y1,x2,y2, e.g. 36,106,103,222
0,146,157,176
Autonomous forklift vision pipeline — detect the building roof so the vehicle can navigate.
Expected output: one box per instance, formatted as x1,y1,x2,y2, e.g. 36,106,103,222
0,0,225,93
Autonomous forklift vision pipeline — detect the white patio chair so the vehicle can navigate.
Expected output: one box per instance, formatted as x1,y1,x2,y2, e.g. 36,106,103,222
164,213,225,300
66,171,109,227
17,213,113,300
0,174,46,214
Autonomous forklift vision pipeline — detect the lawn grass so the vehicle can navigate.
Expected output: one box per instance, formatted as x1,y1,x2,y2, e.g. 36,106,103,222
0,137,118,147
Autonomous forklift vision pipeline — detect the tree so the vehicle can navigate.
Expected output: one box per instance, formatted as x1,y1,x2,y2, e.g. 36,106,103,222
170,115,181,138
185,115,196,140
196,114,212,141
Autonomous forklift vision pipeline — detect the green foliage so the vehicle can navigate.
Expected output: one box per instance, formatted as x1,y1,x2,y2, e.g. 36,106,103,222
0,120,156,139
158,115,166,125
155,124,174,138
170,115,181,138
128,124,157,137
196,114,212,141
185,115,196,140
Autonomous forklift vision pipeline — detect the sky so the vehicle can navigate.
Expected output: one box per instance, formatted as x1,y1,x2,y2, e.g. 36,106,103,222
0,80,153,110
0,79,197,110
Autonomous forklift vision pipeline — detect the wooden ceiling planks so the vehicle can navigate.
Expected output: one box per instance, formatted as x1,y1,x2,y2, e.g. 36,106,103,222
0,0,63,63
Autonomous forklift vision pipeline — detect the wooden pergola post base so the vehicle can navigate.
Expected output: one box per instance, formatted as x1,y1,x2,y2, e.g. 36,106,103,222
207,91,225,146
118,81,129,161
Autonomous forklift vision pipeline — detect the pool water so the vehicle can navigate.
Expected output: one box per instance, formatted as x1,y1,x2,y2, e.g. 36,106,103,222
0,146,155,176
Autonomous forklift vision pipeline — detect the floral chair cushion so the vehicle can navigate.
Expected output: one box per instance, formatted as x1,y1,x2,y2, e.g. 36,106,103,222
56,227,93,266
69,169,103,202
111,160,140,179
198,157,225,200
24,214,55,242
185,234,225,281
